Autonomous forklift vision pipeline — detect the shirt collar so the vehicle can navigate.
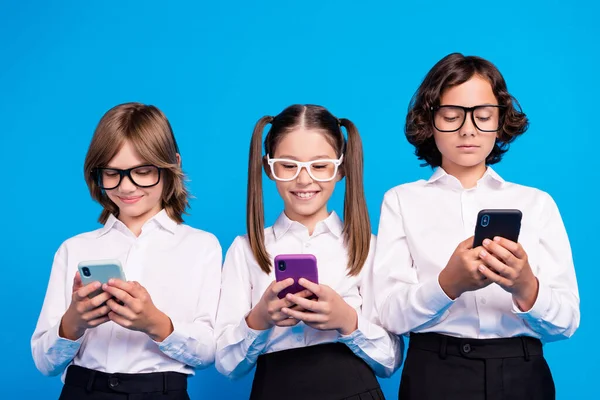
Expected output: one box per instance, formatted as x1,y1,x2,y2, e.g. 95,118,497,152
273,211,343,240
426,166,505,189
97,209,177,238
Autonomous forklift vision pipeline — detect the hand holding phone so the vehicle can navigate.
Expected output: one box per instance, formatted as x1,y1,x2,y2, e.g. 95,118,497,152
245,255,318,331
59,260,125,341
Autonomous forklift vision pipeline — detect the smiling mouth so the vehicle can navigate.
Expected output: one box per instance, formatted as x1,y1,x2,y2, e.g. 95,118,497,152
118,196,143,204
291,191,319,200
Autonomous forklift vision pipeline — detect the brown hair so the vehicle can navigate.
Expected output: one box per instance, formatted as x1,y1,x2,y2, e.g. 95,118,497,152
247,104,371,276
83,102,189,224
405,53,529,167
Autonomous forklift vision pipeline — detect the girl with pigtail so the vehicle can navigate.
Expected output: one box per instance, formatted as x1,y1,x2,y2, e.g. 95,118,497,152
215,104,403,400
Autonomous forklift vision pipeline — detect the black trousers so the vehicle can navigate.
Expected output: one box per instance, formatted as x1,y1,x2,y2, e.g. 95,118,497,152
59,365,190,400
399,333,555,400
250,342,385,400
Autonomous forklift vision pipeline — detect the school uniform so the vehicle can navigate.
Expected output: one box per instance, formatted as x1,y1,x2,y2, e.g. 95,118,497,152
373,167,580,400
31,210,222,399
215,211,403,400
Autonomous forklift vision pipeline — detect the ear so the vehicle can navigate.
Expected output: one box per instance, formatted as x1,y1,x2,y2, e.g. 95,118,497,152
176,153,182,166
336,163,345,182
262,155,275,181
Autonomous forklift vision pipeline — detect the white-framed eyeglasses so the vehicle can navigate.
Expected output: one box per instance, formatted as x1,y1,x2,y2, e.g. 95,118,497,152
266,154,344,182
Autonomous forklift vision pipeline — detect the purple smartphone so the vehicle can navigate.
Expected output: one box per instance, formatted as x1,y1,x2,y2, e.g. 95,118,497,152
274,254,319,299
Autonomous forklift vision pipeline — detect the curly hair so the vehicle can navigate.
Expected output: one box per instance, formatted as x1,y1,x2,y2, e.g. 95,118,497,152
405,53,529,167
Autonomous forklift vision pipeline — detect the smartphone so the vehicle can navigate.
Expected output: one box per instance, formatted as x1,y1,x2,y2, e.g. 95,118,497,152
473,209,522,248
78,259,126,299
274,254,319,299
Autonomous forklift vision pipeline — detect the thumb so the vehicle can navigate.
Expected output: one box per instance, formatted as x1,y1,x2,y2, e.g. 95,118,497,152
73,271,83,291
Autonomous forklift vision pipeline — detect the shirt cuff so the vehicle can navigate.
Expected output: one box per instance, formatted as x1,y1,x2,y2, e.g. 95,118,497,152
416,275,455,315
234,314,272,354
51,321,83,358
338,313,370,347
512,278,552,320
155,319,188,356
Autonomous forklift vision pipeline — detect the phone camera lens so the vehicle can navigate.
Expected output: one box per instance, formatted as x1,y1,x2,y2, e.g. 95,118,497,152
481,215,490,227
82,267,91,277
278,261,286,272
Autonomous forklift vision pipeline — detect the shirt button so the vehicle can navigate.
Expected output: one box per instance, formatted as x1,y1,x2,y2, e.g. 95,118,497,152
480,298,487,305
304,243,310,248
462,344,472,353
296,336,302,342
116,332,123,339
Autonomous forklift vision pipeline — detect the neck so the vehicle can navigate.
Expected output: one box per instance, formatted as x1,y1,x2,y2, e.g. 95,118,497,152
441,161,487,189
284,207,330,235
118,207,162,237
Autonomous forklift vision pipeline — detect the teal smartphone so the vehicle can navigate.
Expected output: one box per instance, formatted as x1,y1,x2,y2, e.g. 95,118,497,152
78,259,126,299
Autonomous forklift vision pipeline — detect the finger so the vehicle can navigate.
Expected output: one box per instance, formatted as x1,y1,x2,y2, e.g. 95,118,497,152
294,289,315,299
88,291,113,308
271,278,294,296
106,299,138,320
75,281,102,301
286,293,321,312
107,279,138,295
297,279,322,297
281,307,326,323
289,304,307,312
108,311,134,329
493,237,526,259
478,264,511,287
82,304,111,322
482,239,516,266
102,284,136,306
86,316,110,327
478,249,514,279
73,271,83,291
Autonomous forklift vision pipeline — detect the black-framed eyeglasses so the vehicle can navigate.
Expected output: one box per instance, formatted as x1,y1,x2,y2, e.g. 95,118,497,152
431,105,505,133
93,165,162,190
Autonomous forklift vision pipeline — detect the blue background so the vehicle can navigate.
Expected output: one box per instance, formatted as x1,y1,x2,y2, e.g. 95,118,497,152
1,1,597,398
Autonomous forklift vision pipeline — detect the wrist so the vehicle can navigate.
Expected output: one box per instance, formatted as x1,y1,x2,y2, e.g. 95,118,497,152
246,307,271,331
338,306,358,336
147,311,173,342
59,314,84,341
514,276,539,312
439,270,460,300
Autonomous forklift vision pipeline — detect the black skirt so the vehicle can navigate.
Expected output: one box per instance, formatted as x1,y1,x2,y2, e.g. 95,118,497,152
250,342,385,400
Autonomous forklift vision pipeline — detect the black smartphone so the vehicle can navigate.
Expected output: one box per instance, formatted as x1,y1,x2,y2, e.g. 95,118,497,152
473,209,522,248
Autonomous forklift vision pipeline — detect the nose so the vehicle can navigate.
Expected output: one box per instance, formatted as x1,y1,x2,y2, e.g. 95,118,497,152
459,111,476,137
118,175,137,192
296,166,313,185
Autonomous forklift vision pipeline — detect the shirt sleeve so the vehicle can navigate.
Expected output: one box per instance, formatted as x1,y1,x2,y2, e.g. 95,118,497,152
31,243,84,376
372,189,455,336
215,236,272,379
155,233,223,369
512,192,580,341
338,236,405,377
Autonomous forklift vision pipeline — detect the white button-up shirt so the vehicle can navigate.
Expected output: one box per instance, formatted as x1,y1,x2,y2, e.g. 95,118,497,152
31,210,222,379
215,212,403,379
373,167,580,341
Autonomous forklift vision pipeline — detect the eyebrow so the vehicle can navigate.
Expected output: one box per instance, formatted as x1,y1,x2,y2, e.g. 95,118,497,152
276,155,337,160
